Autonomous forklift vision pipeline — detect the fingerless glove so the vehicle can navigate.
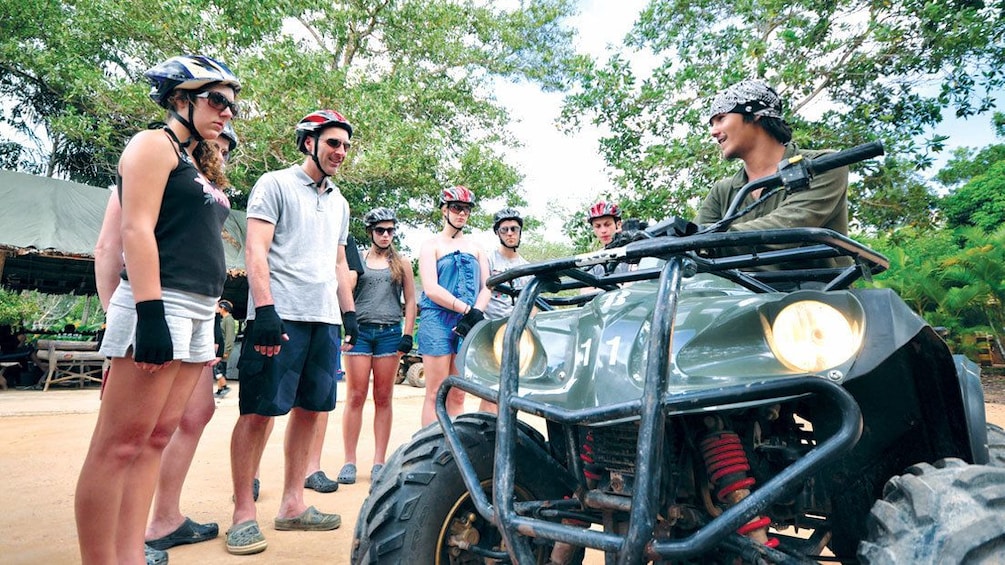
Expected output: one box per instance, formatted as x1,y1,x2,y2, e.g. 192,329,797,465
252,305,285,347
453,308,485,338
342,311,359,345
134,300,174,364
397,334,414,354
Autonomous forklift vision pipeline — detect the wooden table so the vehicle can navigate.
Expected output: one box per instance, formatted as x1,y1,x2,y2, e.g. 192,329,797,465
35,339,106,391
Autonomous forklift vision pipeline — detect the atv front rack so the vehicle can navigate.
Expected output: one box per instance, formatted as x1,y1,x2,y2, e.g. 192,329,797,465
488,227,889,304
438,252,866,564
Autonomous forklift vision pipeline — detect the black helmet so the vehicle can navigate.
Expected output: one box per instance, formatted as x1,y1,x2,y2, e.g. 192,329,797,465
492,207,523,232
363,207,397,228
144,55,241,109
220,123,238,152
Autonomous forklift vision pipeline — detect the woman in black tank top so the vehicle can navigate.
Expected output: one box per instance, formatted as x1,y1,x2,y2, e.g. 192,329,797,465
76,55,241,565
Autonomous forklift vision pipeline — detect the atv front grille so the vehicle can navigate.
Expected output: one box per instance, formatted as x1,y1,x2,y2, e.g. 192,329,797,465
590,423,640,473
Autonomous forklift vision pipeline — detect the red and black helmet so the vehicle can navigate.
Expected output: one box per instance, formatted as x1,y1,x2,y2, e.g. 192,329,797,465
295,109,353,153
587,200,621,223
439,185,476,207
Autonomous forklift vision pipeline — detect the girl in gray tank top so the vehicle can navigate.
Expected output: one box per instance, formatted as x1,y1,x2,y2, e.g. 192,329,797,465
337,208,417,485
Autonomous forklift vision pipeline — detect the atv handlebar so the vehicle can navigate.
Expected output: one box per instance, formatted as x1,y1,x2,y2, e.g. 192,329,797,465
716,141,885,228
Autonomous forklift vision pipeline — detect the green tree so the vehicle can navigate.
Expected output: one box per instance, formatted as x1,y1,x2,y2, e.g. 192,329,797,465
560,0,1004,230
1,0,585,229
940,160,1005,231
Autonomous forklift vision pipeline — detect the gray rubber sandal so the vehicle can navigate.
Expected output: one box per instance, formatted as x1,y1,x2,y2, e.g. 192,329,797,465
225,520,267,555
336,463,357,484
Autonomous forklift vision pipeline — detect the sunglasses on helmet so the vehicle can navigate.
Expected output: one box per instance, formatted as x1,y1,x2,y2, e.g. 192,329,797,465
323,138,353,152
194,91,239,117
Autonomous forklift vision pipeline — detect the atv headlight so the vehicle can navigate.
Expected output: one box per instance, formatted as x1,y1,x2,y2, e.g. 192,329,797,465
492,323,536,376
764,297,864,373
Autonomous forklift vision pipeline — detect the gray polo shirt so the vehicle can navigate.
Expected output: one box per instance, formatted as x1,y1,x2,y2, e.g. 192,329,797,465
245,165,349,324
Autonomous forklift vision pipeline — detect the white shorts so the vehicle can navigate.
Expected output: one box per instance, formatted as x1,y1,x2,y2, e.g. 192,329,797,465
100,280,218,363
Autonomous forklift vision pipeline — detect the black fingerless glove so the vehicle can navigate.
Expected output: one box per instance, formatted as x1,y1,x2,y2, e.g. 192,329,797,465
252,305,284,347
453,308,484,337
134,300,173,364
342,311,359,345
397,334,414,355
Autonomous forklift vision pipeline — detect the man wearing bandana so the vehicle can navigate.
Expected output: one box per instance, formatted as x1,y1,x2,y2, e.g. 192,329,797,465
695,79,849,269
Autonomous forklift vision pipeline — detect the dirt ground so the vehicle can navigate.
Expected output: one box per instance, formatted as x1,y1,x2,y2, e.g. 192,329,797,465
1,382,1003,564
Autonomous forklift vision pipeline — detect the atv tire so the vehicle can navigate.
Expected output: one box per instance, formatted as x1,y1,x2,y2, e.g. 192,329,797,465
405,361,425,388
394,365,407,384
857,458,1005,564
986,423,1005,467
352,413,580,564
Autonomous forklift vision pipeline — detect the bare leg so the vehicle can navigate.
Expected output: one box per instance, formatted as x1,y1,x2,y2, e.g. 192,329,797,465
370,355,399,465
75,358,200,565
278,407,322,519
146,367,215,539
342,354,374,466
421,354,466,426
230,413,272,526
302,411,329,477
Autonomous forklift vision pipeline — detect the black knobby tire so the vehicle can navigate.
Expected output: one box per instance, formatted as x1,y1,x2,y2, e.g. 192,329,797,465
352,413,578,564
394,363,407,384
986,423,1005,467
857,458,1005,564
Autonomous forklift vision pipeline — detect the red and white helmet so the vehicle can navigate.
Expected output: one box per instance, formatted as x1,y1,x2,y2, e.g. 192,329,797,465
144,55,241,108
439,185,476,206
587,200,621,223
295,109,354,153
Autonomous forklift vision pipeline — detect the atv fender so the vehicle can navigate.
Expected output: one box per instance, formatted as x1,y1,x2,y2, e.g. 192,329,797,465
953,354,989,465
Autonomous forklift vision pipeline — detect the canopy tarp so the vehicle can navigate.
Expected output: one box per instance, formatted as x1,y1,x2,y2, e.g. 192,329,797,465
0,170,248,311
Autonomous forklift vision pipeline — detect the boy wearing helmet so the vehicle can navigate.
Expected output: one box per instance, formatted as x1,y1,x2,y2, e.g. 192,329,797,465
696,78,849,269
228,109,356,553
77,54,239,565
417,186,492,426
484,207,531,320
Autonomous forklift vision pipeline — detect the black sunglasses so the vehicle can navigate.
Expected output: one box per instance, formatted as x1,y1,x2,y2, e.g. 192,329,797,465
448,203,472,214
195,91,239,117
323,138,353,152
372,226,395,236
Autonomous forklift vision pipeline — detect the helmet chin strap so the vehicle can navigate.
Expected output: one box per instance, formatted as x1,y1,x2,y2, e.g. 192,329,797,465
445,207,465,238
370,233,392,252
168,100,204,151
309,140,331,186
499,235,520,250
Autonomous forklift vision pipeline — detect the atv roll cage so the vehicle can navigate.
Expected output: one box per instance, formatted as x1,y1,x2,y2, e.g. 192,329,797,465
432,144,898,563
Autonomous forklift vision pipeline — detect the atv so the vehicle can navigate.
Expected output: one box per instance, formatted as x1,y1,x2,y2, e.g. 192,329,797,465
352,142,1005,564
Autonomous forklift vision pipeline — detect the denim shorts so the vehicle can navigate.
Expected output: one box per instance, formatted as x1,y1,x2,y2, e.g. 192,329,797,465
345,322,401,358
237,320,340,416
417,307,463,356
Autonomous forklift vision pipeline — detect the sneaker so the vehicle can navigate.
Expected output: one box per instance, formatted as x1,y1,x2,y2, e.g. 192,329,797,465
215,386,231,398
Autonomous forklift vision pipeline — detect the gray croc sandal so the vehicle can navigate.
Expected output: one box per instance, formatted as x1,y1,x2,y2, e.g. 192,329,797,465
371,464,384,480
304,470,339,492
145,544,168,565
336,463,357,484
226,520,268,555
274,506,341,531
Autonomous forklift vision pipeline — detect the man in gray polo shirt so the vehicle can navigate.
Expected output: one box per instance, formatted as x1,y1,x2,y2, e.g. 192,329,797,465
226,110,358,555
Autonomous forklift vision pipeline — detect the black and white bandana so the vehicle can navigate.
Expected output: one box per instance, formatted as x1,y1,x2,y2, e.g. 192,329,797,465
705,79,783,124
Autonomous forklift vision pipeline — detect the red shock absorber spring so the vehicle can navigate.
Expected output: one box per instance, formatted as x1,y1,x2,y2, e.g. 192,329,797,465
700,431,779,549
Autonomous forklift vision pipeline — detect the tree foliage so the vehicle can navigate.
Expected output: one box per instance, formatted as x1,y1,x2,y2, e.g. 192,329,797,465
561,0,1005,230
865,225,1005,358
0,0,585,232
